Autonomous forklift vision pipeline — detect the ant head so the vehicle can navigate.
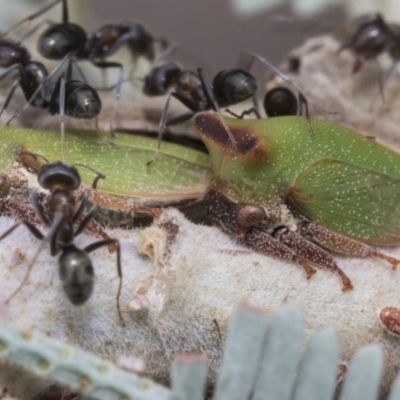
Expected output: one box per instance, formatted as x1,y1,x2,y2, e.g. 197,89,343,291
48,79,102,119
59,245,94,305
212,69,258,107
38,161,81,191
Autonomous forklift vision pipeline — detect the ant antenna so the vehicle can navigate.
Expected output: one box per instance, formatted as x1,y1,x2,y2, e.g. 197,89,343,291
59,74,66,161
72,163,106,189
243,51,316,133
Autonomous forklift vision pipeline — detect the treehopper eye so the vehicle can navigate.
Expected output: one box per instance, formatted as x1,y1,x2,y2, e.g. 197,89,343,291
194,112,400,291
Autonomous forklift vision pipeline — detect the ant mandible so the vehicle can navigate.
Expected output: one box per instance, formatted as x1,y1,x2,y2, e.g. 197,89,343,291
0,156,124,323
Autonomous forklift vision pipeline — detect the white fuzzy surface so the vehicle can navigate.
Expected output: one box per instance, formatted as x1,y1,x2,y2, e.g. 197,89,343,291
1,208,400,397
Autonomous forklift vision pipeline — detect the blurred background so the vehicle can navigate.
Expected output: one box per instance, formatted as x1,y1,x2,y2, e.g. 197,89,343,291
1,0,399,72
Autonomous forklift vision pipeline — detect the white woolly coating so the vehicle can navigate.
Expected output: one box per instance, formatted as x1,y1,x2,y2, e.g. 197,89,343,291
1,208,400,397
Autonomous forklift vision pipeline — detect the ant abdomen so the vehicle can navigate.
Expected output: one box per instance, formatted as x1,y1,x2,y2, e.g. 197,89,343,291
59,245,94,305
38,23,86,59
49,80,102,119
264,87,298,117
213,69,258,107
143,62,182,96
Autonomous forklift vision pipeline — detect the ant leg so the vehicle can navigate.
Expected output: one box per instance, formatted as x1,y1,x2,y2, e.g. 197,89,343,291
61,0,69,24
72,191,89,225
91,61,124,136
147,90,198,164
84,239,124,325
147,92,173,165
74,208,95,237
29,189,49,225
72,163,105,189
6,53,71,126
0,80,20,119
70,190,116,252
58,73,67,161
0,0,63,38
197,67,237,150
70,59,89,84
165,110,195,126
0,220,45,303
298,92,314,134
251,94,261,118
0,64,25,118
225,107,260,119
376,59,393,112
0,220,44,241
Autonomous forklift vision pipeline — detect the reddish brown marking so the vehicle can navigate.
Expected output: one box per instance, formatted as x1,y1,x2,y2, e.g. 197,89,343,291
379,307,400,337
194,112,268,161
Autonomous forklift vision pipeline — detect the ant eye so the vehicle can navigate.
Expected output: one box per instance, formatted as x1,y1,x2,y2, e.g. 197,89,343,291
264,87,298,117
39,162,80,190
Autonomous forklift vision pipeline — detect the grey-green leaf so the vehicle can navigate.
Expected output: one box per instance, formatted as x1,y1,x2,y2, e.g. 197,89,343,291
339,345,383,400
292,327,339,400
252,304,304,400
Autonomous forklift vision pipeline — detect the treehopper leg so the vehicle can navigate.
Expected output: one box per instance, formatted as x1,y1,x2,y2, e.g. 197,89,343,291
299,221,400,270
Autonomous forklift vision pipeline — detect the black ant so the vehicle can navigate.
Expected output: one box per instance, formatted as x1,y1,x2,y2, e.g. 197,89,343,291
2,0,162,133
3,0,158,63
0,155,124,323
143,62,258,122
338,13,400,109
142,51,310,155
0,37,101,160
142,63,253,161
339,13,400,73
